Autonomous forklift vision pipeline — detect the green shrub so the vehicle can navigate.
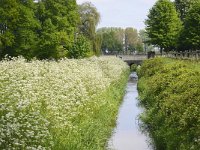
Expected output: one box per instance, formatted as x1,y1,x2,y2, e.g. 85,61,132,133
68,35,93,59
130,64,138,72
138,58,200,150
137,57,166,78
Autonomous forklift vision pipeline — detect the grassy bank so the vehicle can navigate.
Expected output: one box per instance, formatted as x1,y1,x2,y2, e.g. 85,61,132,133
0,56,129,150
137,58,200,150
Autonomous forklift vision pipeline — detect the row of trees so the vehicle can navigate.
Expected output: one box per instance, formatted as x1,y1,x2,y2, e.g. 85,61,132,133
145,0,200,54
0,1,101,59
97,27,152,54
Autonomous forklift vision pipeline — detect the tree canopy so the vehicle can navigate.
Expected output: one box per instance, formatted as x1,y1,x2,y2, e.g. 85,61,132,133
97,28,123,54
139,29,154,52
174,0,192,21
78,2,101,56
125,28,137,51
0,0,19,58
78,2,100,40
181,0,200,50
146,0,200,52
35,0,79,59
97,27,144,54
0,0,101,60
1,0,199,58
145,0,182,53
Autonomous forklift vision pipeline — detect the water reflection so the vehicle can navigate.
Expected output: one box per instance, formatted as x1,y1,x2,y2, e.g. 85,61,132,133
107,72,150,150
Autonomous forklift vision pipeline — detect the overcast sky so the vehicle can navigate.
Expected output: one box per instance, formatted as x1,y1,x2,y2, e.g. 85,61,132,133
76,0,157,30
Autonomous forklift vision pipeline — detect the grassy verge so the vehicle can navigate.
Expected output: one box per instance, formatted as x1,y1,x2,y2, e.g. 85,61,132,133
52,70,129,150
0,56,129,150
137,57,200,150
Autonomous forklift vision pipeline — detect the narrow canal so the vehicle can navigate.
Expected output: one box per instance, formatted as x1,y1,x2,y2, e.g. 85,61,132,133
107,72,151,150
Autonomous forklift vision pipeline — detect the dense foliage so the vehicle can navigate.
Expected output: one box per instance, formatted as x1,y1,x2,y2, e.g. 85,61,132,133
139,29,154,52
174,0,192,21
0,0,40,59
0,56,129,149
125,28,143,52
137,58,200,150
78,2,101,56
68,35,93,59
145,0,182,53
97,27,144,54
98,28,124,54
179,0,200,50
146,0,200,52
0,0,101,60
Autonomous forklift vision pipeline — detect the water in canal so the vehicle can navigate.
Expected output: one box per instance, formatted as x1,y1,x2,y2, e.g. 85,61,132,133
107,72,151,150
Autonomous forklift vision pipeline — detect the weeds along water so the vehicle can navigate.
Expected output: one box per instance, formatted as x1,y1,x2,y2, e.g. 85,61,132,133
137,58,200,150
0,56,129,150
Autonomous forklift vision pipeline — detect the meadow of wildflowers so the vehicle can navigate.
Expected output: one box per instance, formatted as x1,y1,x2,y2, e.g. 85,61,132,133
0,56,129,150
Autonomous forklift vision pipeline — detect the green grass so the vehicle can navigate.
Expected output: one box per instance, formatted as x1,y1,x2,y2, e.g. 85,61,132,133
52,70,130,150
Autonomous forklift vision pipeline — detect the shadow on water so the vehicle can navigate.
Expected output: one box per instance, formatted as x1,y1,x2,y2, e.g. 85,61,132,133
107,72,151,150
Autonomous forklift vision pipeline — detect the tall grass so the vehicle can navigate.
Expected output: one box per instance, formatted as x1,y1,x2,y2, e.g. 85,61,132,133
0,56,129,150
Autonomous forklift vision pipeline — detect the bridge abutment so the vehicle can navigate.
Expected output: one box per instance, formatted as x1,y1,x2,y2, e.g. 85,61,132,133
116,55,147,66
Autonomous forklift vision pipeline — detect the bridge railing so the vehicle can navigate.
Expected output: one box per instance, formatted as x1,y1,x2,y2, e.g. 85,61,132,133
115,54,148,61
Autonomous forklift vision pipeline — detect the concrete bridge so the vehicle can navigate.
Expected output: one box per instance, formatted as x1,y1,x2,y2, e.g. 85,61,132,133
117,55,147,66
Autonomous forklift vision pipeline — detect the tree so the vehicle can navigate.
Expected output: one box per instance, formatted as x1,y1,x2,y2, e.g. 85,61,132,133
139,29,154,52
92,34,102,56
174,0,191,21
36,0,79,59
14,0,40,59
68,34,92,58
136,40,144,53
0,0,40,59
100,31,117,53
0,0,19,58
78,2,101,55
125,28,142,53
78,2,100,40
180,0,200,50
98,27,144,54
145,0,182,54
97,27,124,54
0,0,96,60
